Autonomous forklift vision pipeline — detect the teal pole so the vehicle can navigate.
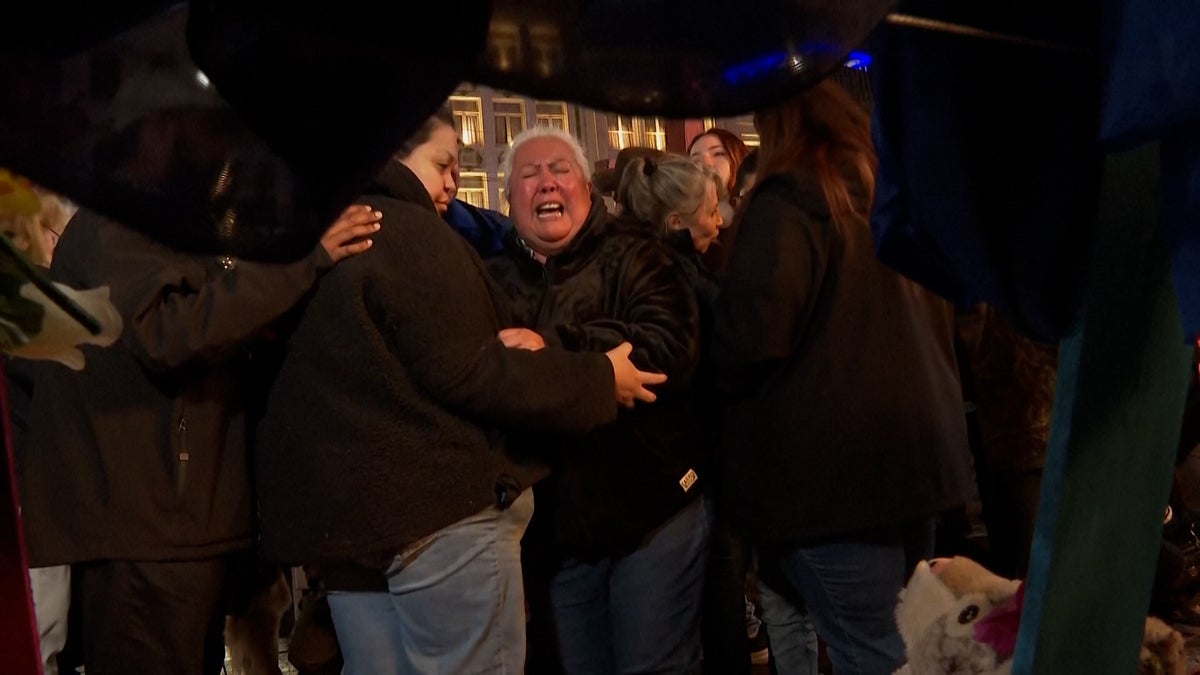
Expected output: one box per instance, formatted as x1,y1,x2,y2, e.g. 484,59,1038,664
1014,143,1193,673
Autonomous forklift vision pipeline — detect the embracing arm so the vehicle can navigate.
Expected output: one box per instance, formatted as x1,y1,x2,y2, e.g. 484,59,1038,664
553,241,701,389
370,210,628,433
94,205,380,373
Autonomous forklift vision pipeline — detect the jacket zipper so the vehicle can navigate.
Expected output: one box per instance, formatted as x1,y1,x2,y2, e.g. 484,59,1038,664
533,260,551,326
176,415,189,497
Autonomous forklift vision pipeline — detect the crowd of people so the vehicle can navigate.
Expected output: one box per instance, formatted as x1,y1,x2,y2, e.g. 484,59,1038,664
9,75,1072,675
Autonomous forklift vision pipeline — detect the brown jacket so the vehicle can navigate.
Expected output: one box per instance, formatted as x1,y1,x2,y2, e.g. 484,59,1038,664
19,208,334,565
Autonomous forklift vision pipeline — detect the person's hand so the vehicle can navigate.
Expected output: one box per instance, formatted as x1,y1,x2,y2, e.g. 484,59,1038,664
498,328,546,351
321,204,382,263
604,342,668,407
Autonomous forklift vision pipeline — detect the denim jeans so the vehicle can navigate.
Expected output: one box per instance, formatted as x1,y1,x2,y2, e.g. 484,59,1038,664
327,489,534,675
756,570,819,675
758,518,934,675
549,496,709,674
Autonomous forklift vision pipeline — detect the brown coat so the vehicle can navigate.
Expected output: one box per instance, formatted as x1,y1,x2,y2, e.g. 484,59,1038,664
20,208,333,565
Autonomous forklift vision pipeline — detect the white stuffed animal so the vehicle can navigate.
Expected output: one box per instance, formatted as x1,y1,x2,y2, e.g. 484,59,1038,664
894,556,1188,675
895,556,1021,675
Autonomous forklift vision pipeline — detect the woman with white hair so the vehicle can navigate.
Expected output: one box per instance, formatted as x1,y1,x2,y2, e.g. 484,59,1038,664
488,126,710,674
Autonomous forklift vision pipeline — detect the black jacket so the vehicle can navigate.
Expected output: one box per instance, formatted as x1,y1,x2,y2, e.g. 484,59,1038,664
714,170,975,544
255,162,618,569
486,203,702,558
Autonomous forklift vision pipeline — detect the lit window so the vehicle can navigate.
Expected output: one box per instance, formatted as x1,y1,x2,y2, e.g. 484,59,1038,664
535,102,569,132
494,98,526,145
608,115,638,150
741,133,760,148
608,116,666,151
450,96,485,146
458,171,489,209
643,118,667,150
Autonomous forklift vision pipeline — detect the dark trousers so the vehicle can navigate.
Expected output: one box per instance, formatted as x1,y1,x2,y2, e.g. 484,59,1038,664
700,495,752,675
975,469,1043,579
76,557,231,675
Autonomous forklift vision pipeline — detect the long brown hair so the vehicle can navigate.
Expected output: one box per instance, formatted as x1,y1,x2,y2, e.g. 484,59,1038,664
752,79,876,226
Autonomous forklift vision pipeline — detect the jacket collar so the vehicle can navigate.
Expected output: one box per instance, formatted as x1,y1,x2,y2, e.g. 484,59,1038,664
539,193,613,268
366,160,439,215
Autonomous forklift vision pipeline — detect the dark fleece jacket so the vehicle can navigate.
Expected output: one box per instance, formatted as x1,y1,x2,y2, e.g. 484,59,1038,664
255,162,618,569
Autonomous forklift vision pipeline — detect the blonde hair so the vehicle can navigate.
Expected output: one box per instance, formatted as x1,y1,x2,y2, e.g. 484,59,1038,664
619,154,723,235
0,185,77,267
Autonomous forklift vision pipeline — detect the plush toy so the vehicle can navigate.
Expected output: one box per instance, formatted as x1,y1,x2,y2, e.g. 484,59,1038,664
894,556,1189,675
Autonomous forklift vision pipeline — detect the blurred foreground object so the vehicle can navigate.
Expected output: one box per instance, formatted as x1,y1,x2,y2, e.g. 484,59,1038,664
476,0,893,118
0,1,489,262
0,1,889,261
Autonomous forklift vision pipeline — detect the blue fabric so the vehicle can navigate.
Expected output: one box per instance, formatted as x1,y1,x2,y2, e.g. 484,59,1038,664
326,490,533,675
444,198,513,256
761,534,910,674
866,0,1103,342
1100,0,1200,342
547,497,708,675
868,0,1200,344
1099,0,1200,149
756,575,820,675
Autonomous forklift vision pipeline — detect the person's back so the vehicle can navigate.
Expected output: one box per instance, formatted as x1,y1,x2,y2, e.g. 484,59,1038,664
20,201,380,675
25,210,265,565
713,79,975,675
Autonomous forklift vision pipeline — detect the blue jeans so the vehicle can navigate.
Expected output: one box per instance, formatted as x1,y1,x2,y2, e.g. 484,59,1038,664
327,489,534,674
758,519,934,675
549,496,709,674
756,572,820,675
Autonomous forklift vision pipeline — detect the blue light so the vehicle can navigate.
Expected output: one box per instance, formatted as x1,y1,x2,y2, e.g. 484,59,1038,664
723,47,873,84
723,52,787,84
845,51,872,70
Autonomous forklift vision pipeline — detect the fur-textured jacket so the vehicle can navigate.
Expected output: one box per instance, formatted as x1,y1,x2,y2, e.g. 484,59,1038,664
486,203,703,558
